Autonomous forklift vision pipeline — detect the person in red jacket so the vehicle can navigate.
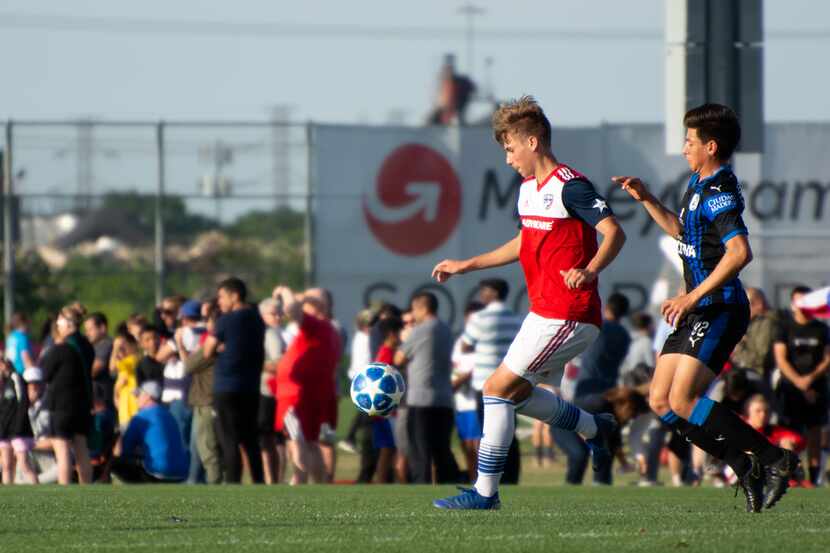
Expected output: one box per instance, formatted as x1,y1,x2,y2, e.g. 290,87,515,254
271,286,340,484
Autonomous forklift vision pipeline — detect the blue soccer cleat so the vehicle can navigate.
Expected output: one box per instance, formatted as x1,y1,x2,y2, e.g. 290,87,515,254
585,412,618,473
433,487,501,510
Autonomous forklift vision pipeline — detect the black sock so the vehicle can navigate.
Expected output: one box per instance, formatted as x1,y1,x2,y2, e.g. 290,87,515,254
671,418,752,477
809,465,819,485
696,401,783,466
673,418,727,458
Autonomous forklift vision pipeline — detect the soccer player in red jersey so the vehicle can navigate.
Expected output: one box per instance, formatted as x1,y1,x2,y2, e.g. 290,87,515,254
431,96,626,509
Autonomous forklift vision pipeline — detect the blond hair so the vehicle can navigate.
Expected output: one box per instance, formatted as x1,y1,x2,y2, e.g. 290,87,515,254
59,305,83,327
492,95,552,147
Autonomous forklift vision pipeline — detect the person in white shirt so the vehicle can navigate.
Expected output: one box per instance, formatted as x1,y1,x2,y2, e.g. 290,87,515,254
452,302,485,481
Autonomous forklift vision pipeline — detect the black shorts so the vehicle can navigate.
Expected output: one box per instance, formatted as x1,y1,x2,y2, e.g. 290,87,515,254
50,410,92,439
661,303,750,374
775,379,829,431
257,395,277,435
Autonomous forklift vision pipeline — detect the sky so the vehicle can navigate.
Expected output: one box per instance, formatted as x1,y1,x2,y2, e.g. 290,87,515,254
1,0,829,126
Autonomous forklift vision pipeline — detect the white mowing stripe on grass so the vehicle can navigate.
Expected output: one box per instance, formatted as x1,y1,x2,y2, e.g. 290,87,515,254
555,526,830,540
64,525,830,549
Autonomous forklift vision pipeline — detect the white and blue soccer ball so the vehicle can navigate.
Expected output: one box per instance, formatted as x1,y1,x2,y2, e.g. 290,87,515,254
350,363,405,417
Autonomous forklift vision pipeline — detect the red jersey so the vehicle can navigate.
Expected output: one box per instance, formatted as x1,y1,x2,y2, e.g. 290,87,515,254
517,165,612,327
375,344,395,365
274,314,340,404
765,426,806,453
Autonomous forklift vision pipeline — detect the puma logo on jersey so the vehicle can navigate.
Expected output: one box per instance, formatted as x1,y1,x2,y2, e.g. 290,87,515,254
688,321,710,348
710,185,723,192
677,242,697,258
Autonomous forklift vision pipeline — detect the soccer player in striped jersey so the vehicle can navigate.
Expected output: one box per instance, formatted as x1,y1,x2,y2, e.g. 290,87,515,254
613,104,799,512
430,96,626,509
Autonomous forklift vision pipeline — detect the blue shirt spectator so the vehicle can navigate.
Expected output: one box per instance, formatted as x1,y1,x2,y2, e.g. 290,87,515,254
121,383,189,480
5,313,35,375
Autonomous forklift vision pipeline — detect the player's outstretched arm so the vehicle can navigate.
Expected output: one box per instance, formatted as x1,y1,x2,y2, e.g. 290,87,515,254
560,217,626,289
612,176,683,239
432,232,521,283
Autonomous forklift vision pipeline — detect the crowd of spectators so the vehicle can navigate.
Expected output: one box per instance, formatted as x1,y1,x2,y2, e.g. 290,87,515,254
0,277,342,485
0,279,828,488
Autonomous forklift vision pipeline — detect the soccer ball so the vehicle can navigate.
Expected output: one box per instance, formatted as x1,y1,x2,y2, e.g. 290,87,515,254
350,363,405,417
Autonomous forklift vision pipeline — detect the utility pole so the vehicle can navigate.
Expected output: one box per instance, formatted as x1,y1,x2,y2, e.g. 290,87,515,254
155,122,166,305
270,104,293,210
77,119,93,211
458,3,485,81
3,123,14,324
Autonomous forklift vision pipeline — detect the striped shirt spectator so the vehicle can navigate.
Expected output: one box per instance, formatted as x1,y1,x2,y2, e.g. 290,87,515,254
460,279,523,391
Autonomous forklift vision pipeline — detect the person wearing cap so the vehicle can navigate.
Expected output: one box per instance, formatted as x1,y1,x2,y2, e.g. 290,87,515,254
156,299,206,482
23,366,59,483
111,380,189,483
183,307,223,484
0,357,38,483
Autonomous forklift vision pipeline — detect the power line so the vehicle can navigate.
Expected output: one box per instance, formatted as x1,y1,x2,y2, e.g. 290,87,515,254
0,12,662,41
2,13,826,42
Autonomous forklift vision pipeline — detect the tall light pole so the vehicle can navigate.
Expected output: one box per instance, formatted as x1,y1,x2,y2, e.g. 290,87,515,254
458,3,485,80
3,122,13,324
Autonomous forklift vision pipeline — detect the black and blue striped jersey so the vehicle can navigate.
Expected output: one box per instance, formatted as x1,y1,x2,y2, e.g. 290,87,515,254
677,165,749,307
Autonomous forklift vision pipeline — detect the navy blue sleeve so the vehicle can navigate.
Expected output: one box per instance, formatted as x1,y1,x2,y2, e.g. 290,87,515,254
213,314,226,343
701,191,748,243
561,178,614,227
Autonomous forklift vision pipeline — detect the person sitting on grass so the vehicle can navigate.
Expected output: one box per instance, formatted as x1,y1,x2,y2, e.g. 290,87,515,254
111,380,189,483
88,382,117,482
24,366,58,483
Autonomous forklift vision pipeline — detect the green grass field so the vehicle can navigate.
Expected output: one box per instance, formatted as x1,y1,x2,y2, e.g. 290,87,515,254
3,484,829,552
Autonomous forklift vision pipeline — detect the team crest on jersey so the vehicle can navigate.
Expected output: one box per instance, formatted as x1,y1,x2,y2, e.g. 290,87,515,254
543,194,554,210
689,193,700,211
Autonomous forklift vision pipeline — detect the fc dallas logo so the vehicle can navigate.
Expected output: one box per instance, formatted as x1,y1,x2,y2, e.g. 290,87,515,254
363,143,462,256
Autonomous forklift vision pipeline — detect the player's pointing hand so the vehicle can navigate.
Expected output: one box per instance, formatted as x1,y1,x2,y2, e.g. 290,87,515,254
612,176,649,202
432,259,468,283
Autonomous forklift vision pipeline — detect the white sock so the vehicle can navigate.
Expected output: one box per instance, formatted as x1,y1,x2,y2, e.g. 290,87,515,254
474,396,514,498
516,386,597,438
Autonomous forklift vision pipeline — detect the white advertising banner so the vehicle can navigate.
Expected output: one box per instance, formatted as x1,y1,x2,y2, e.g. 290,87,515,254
312,123,830,331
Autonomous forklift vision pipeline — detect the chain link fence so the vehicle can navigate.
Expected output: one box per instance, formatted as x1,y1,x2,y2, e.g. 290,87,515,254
2,120,312,330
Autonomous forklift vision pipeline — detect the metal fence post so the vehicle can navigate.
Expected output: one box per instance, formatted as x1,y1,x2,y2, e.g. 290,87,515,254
155,121,166,305
3,121,14,324
303,122,315,287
